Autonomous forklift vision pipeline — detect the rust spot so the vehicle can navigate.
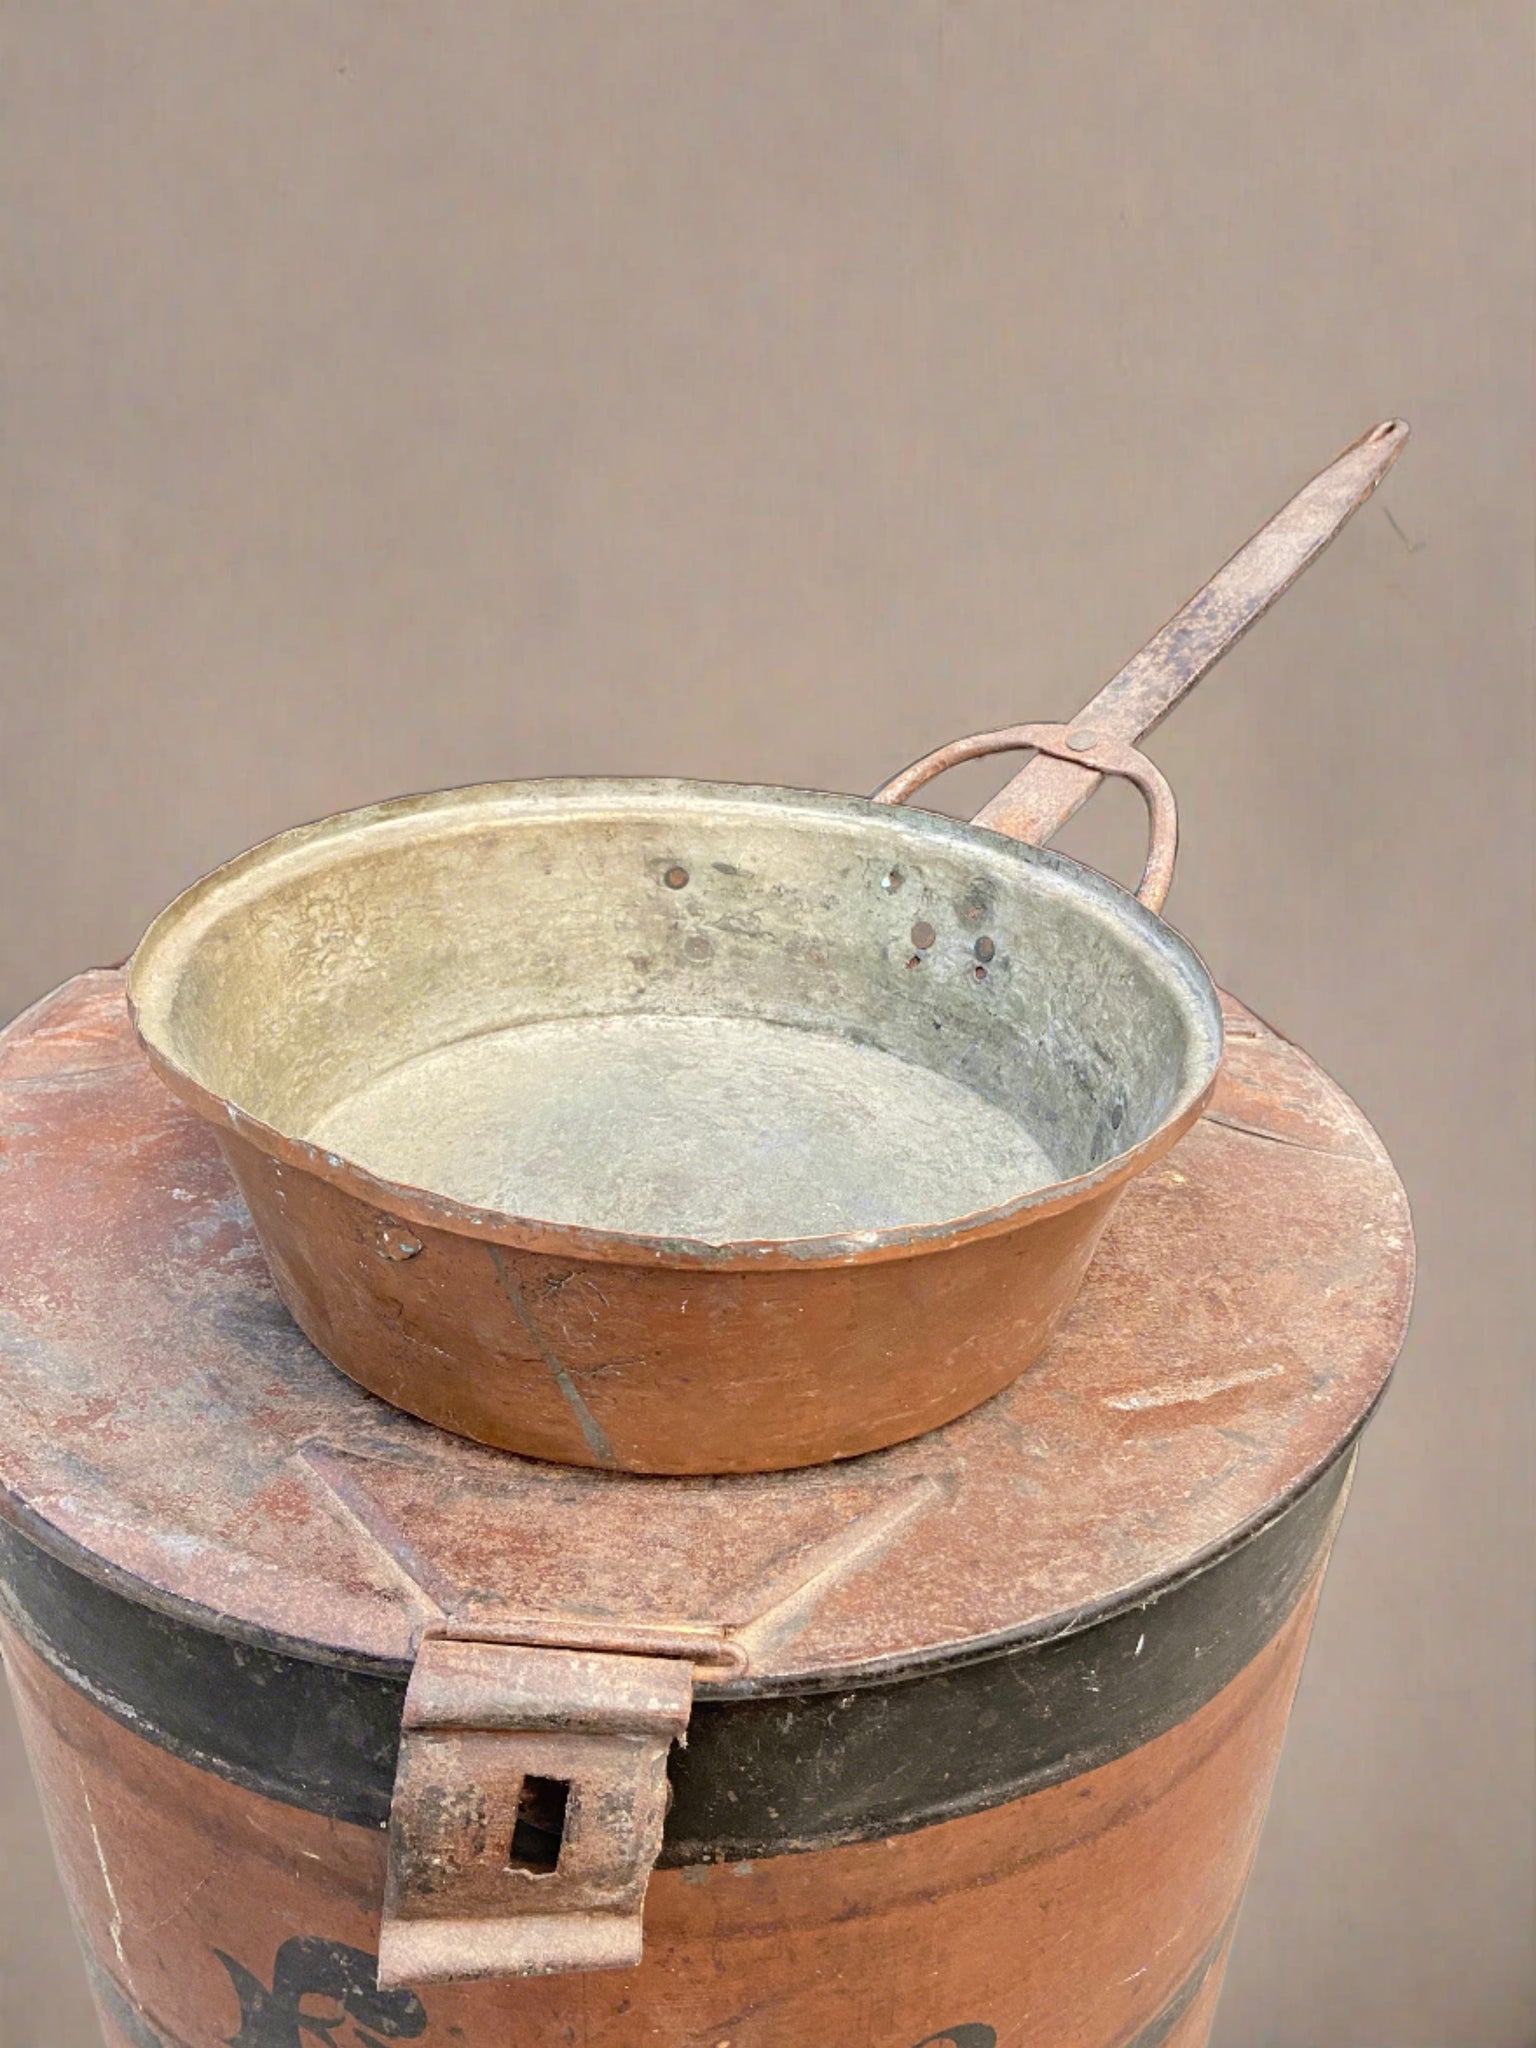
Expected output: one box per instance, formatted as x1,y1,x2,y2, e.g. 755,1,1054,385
251,1477,315,1527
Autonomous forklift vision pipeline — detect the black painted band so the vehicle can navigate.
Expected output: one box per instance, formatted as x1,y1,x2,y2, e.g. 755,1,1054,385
0,1455,1345,1862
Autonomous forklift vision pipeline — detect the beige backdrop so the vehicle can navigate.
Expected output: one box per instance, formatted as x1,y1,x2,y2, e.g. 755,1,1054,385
1,6,1532,2045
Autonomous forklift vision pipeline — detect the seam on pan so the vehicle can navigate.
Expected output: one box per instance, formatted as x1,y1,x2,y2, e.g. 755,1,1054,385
488,1245,620,1466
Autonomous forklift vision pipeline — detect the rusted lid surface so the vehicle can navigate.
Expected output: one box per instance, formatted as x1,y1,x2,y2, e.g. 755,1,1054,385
0,971,1412,1689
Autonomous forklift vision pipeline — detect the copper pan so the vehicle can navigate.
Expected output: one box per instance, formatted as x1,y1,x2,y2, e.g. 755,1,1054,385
127,422,1407,1473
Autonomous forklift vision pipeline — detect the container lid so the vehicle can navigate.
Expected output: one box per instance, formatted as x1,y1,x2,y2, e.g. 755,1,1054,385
0,970,1411,1692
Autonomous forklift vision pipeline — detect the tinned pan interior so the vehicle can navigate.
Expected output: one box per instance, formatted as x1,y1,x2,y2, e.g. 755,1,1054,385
127,777,1223,1265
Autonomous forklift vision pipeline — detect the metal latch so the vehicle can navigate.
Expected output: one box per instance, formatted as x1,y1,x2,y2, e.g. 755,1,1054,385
378,1621,743,1988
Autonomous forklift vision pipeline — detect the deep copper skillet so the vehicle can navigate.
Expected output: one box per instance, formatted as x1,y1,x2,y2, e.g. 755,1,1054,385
127,423,1406,1473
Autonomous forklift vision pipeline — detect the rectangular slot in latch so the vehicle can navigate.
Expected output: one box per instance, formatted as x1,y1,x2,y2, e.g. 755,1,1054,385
509,1775,570,1874
379,1637,696,1988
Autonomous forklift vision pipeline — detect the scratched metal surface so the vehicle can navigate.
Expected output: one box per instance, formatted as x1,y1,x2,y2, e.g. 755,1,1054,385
0,971,1412,1691
126,775,1220,1258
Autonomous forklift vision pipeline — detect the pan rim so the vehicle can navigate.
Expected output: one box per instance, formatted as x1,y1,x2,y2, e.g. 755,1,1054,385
128,774,1224,1270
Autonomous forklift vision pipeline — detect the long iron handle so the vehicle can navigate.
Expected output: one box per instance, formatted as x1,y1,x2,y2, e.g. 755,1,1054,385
971,418,1410,845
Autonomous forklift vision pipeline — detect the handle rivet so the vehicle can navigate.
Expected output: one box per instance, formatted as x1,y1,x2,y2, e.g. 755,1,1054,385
1067,731,1099,751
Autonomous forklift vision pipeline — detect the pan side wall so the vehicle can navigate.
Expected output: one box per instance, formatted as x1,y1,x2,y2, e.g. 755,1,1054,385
225,1122,1124,1471
4,1572,1322,2048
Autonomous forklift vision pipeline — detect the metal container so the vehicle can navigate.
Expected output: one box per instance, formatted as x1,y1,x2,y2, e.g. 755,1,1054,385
0,970,1413,2047
120,423,1407,1477
125,727,1217,1476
